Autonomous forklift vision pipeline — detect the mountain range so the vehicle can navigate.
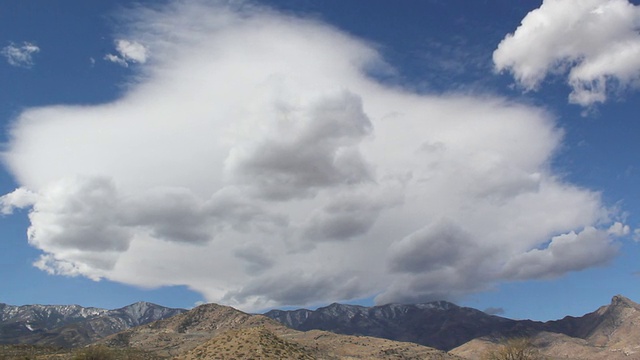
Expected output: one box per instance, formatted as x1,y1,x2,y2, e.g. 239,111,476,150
97,302,459,359
266,295,640,359
265,300,534,351
0,301,185,347
0,295,639,359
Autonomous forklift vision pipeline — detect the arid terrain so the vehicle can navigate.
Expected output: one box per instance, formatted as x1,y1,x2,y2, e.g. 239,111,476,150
1,295,639,359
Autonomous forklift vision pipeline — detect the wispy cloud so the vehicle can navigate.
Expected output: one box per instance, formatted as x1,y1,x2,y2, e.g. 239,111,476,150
0,1,626,312
494,0,640,107
104,39,148,67
1,42,40,68
484,307,505,316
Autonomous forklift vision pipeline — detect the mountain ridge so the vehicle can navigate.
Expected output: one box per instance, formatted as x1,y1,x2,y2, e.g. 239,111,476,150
265,299,535,351
451,295,640,359
0,301,185,347
1,294,639,359
264,295,640,352
100,301,461,359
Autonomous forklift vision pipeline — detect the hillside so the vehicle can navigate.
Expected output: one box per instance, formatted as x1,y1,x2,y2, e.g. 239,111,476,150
101,303,277,357
451,295,640,359
3,295,640,359
102,302,461,359
265,300,543,350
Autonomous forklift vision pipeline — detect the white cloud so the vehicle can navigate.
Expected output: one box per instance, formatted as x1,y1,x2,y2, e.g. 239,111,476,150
494,0,640,106
502,227,620,279
104,54,128,67
116,39,148,63
608,221,630,236
105,39,148,67
1,42,40,68
0,1,625,311
0,187,38,214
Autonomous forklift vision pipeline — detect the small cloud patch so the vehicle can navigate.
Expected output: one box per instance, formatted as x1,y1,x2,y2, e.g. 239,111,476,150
1,42,40,68
484,307,505,316
105,39,148,67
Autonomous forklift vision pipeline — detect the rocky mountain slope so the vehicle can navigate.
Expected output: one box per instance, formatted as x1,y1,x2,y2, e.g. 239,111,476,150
451,295,640,360
0,303,106,342
181,326,462,360
265,300,544,351
102,302,461,359
3,295,640,359
548,294,640,347
101,303,275,357
0,301,185,347
265,295,640,358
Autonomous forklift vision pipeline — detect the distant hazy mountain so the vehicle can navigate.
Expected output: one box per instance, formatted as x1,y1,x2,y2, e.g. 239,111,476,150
0,301,185,347
265,300,544,351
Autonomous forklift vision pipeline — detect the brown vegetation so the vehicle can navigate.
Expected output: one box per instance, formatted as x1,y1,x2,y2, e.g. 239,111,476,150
480,338,542,360
70,345,159,360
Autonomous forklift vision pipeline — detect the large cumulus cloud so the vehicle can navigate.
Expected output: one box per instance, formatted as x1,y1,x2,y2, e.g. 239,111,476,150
494,0,640,106
0,0,626,311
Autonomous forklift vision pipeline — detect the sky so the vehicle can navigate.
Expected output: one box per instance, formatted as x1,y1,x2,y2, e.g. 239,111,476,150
1,0,640,322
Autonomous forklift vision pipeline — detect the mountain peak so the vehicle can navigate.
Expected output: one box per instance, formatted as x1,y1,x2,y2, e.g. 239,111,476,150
131,301,153,306
192,302,243,313
323,302,365,310
118,301,153,311
610,294,636,308
415,300,458,310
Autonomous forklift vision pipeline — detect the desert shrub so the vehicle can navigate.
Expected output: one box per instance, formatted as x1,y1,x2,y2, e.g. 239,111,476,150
0,344,72,359
481,338,544,360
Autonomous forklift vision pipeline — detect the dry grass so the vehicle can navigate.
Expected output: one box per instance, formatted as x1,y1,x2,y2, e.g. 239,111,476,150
0,344,162,360
0,344,67,359
180,326,315,360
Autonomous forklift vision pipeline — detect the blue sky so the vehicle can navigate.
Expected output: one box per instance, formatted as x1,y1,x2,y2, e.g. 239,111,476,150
1,0,639,321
